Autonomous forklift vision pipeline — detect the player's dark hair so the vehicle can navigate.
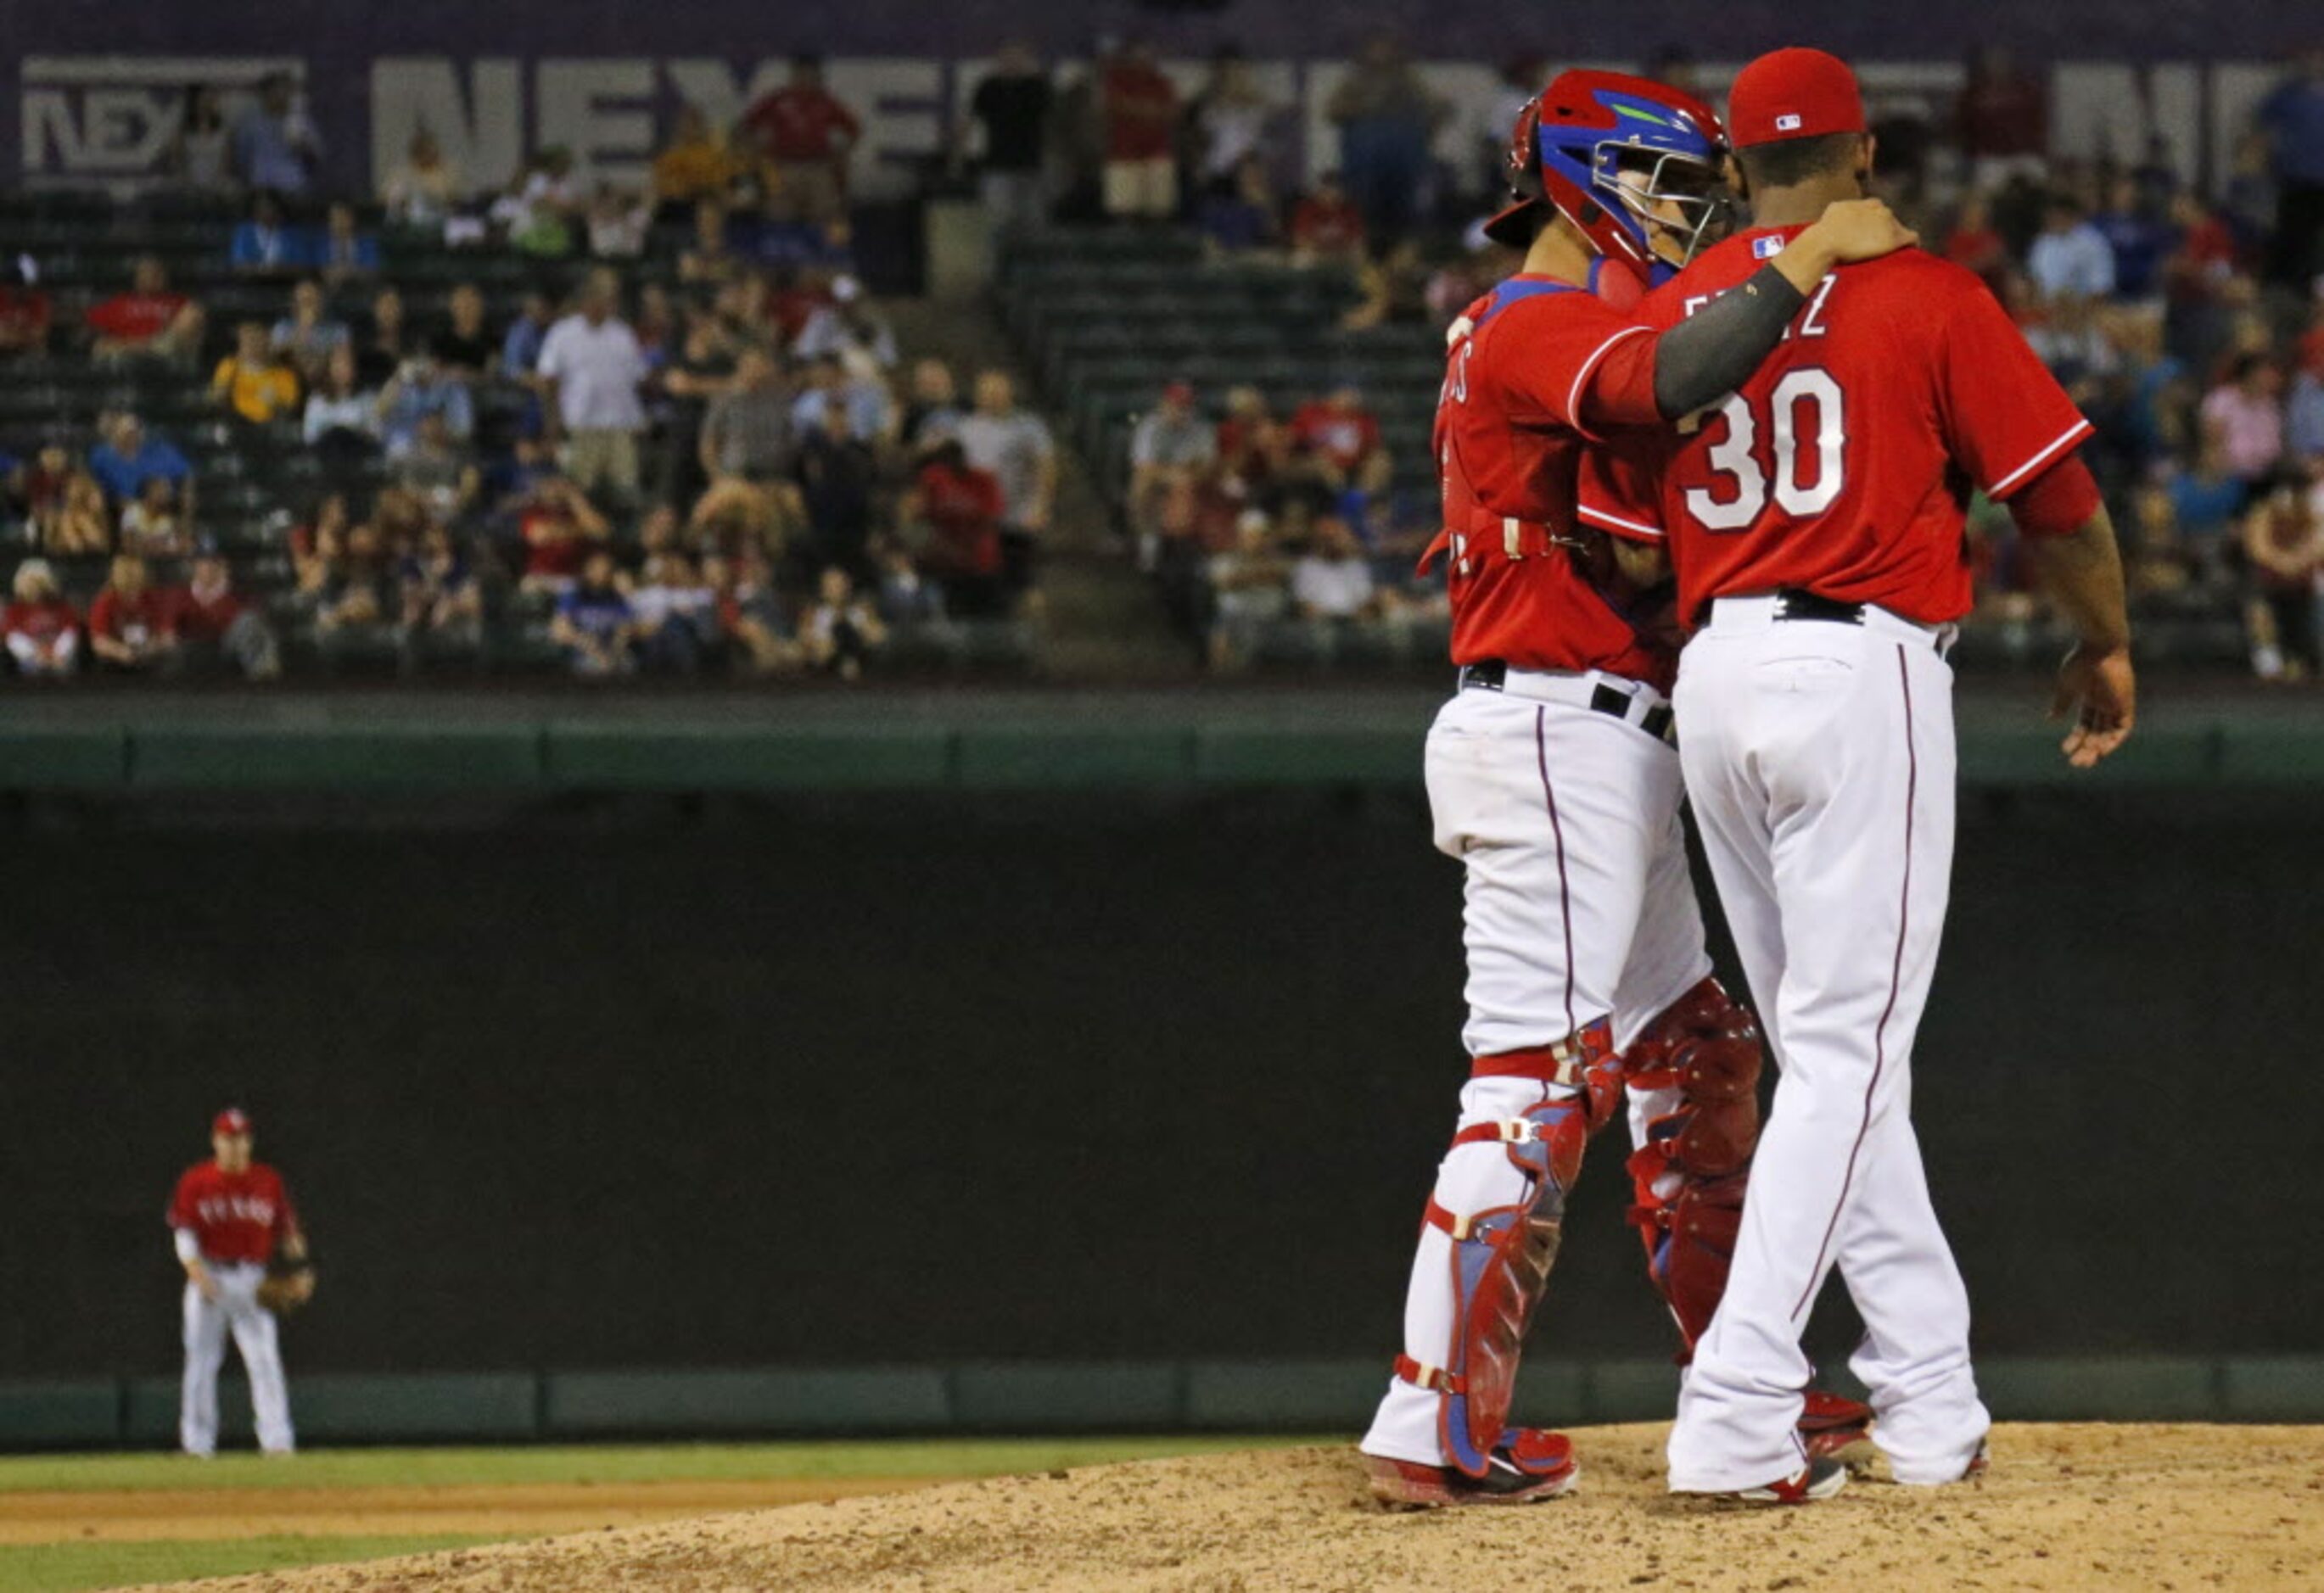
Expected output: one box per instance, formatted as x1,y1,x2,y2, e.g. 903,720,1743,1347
1736,131,1862,191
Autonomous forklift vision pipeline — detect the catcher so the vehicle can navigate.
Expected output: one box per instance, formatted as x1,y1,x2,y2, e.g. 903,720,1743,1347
1359,69,1886,1507
168,1108,312,1456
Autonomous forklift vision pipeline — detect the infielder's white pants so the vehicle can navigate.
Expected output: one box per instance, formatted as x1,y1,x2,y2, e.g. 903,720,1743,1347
1363,680,1711,1465
182,1261,294,1456
1666,600,1989,1490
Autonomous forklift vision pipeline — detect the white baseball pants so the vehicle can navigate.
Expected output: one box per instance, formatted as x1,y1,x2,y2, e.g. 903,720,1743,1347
1666,598,1989,1490
182,1261,294,1456
1363,678,1711,1465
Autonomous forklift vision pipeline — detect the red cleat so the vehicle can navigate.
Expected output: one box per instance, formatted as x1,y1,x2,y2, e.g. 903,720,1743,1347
1364,1428,1580,1508
1798,1389,1875,1462
1688,1456,1850,1506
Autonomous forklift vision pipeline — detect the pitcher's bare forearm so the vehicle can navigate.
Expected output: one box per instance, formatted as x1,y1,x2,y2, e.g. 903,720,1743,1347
2026,506,2131,651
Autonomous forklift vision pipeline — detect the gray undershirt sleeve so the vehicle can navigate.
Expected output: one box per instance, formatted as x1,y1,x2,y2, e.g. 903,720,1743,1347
1650,264,1810,420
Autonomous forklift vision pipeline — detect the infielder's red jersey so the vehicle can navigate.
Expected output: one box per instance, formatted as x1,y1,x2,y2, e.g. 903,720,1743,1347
168,1162,296,1265
1579,226,2092,627
1425,271,1677,688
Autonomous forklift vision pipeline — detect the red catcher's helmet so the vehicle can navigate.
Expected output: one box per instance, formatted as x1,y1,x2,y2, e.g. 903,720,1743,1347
1483,69,1729,272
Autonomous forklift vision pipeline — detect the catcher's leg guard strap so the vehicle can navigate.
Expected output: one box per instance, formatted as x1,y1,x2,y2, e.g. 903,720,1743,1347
1621,976,1763,1358
1393,1020,1621,1478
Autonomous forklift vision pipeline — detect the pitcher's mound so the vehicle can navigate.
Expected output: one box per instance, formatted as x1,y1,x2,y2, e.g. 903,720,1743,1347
171,1423,2322,1592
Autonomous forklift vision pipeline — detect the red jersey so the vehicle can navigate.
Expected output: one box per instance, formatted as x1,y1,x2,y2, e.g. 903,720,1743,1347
87,586,175,645
171,581,244,642
742,87,861,162
3,598,79,647
915,460,1005,576
521,509,586,579
169,1161,296,1265
0,286,52,346
1580,226,2091,628
86,291,189,345
1102,63,1178,160
1291,196,1365,254
769,285,828,344
1289,400,1382,473
1423,271,1675,685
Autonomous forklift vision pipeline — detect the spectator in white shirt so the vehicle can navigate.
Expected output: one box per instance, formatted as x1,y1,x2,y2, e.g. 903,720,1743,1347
383,128,462,226
954,370,1056,599
1291,514,1381,620
2026,193,2116,305
536,271,651,502
1207,509,1290,672
792,276,899,372
586,185,651,260
1128,380,1217,568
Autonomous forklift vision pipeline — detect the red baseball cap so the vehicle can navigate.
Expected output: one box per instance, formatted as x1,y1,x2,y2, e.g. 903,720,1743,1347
213,1108,252,1136
1728,48,1866,149
1162,380,1195,404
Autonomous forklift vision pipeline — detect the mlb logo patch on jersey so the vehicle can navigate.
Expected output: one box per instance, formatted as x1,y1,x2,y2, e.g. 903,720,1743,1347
1775,113,1803,131
1753,235,1787,260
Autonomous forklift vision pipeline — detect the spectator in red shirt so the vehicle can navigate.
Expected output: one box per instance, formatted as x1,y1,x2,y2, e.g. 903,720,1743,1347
0,270,52,360
518,474,612,595
1215,385,1283,489
1290,384,1390,493
87,256,204,363
1290,171,1367,268
1957,45,2050,190
87,552,179,673
742,55,861,225
3,559,81,678
908,439,1010,617
1100,39,1179,221
1943,191,2009,294
2163,190,2252,374
171,546,283,680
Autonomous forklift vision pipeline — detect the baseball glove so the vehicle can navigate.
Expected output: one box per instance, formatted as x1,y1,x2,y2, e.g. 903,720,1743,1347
1560,528,1685,652
257,1264,316,1316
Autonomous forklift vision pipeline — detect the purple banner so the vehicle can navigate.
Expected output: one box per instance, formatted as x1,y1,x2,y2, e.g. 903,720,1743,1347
0,2,2308,202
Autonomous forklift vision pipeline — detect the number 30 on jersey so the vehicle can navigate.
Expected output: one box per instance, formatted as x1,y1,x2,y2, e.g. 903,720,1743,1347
1683,369,1846,532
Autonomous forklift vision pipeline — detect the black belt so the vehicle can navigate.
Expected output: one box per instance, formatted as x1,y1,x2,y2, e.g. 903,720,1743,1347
1458,661,1677,744
1764,588,1952,656
1771,587,1866,624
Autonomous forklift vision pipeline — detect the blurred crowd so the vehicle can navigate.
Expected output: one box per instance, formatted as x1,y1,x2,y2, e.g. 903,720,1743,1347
1121,378,1446,670
0,61,1060,683
1877,47,2324,682
5,44,2323,683
1074,43,2324,678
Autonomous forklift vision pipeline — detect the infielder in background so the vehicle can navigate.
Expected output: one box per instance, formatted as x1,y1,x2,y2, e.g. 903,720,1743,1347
1580,48,2135,1504
169,1108,310,1456
1360,70,1909,1509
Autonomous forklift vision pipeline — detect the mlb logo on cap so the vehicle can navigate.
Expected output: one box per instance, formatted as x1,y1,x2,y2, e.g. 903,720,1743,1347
213,1108,251,1136
1728,48,1868,149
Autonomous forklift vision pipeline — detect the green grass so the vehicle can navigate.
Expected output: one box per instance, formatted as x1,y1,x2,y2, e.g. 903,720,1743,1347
0,1438,1308,1590
0,1434,1294,1495
0,1534,501,1593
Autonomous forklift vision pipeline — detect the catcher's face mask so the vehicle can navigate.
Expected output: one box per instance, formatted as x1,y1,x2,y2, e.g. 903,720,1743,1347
1604,147,1733,269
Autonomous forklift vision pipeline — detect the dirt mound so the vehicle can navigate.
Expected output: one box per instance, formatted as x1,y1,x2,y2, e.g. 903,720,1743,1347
160,1423,2323,1592
0,1479,933,1545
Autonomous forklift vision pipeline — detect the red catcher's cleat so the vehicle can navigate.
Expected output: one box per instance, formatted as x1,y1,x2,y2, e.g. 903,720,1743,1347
1364,1428,1580,1509
1798,1389,1875,1462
